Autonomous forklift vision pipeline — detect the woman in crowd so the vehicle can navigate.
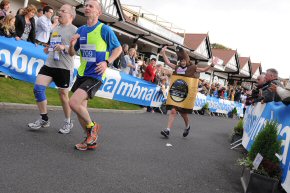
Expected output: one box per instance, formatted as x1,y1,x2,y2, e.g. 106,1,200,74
15,4,37,43
160,46,216,138
0,14,15,37
0,0,11,21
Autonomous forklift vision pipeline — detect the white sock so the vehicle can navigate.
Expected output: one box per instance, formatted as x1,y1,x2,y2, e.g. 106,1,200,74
185,125,190,129
166,128,170,131
64,118,71,123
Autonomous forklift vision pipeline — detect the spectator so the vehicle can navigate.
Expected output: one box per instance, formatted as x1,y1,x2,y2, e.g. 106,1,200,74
224,88,228,99
16,8,25,16
15,5,37,43
113,43,127,69
34,8,43,25
154,63,163,85
201,82,210,95
139,60,147,77
160,76,168,99
262,68,283,103
143,58,157,83
35,6,58,45
128,48,138,77
0,0,10,21
269,77,290,105
249,74,266,105
122,47,136,75
0,14,15,37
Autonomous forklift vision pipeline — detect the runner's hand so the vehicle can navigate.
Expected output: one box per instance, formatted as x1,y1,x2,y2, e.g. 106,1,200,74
70,34,80,47
160,46,167,54
95,61,107,74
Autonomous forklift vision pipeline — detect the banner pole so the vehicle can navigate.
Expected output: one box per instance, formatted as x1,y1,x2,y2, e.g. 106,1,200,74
24,0,29,7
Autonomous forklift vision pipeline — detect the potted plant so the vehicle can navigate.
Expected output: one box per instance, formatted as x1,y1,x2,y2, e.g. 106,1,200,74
199,102,210,115
239,121,282,193
231,119,243,143
228,107,238,118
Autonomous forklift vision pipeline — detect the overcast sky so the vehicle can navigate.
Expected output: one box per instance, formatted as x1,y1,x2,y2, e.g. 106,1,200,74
120,0,289,78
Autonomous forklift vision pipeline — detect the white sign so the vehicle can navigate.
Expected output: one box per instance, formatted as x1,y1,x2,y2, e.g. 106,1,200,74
253,153,263,170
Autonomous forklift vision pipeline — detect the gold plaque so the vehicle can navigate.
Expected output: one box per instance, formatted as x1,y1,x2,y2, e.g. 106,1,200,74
166,75,199,109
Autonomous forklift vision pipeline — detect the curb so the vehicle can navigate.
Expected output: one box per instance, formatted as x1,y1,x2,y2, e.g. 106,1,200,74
0,102,146,114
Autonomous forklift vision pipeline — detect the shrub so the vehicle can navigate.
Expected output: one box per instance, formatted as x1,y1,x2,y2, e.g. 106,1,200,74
248,121,282,179
203,102,209,110
232,107,238,115
233,119,243,136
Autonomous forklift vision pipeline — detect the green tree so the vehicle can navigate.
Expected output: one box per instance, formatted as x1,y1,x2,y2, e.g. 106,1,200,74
248,121,282,178
211,43,231,50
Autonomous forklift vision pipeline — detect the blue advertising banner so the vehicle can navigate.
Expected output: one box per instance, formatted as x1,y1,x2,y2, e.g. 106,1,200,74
0,36,47,83
193,93,244,117
242,102,290,192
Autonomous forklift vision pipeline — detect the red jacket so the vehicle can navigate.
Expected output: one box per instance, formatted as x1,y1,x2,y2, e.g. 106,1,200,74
143,64,156,82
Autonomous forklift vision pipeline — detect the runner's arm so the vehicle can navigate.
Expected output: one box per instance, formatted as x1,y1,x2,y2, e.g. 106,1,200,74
160,46,176,69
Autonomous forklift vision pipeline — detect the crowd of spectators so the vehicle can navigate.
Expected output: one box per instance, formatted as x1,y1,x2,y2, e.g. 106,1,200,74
0,0,58,45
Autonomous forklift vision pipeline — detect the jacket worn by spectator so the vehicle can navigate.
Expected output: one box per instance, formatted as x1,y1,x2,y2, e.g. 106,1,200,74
15,14,36,43
143,63,156,83
262,79,283,103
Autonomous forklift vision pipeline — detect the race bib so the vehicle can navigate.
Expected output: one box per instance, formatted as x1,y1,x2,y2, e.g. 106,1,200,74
80,44,96,62
48,36,62,52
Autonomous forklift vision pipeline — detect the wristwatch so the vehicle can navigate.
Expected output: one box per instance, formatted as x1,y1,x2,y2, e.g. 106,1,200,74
105,60,109,66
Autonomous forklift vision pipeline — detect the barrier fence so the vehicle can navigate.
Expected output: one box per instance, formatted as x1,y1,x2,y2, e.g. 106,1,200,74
243,102,290,192
0,36,243,114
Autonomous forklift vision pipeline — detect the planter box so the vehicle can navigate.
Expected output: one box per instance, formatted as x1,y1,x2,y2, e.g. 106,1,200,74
240,167,278,193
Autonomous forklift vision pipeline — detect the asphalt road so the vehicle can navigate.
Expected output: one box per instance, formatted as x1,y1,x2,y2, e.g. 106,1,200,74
0,108,244,193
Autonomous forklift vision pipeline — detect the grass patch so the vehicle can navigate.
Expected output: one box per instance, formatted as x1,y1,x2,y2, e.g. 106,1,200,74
0,78,141,110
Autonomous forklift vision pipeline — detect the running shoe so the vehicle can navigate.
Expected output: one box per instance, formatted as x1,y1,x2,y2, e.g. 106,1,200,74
75,138,97,151
183,126,191,137
161,129,170,138
86,122,101,145
59,121,73,134
28,117,50,130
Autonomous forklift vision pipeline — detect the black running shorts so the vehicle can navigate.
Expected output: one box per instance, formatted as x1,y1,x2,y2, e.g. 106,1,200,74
71,76,103,99
38,65,70,88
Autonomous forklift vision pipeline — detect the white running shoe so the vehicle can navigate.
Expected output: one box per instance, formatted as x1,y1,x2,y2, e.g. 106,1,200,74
59,121,73,134
28,118,50,130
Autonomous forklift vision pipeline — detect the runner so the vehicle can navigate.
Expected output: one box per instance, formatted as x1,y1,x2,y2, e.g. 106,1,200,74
160,46,216,138
68,0,122,151
28,4,77,134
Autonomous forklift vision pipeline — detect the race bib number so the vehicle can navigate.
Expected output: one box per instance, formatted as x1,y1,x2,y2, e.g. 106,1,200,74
48,36,62,52
80,44,96,62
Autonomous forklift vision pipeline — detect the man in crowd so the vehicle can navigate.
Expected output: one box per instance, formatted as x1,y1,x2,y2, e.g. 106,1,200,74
34,8,43,25
262,68,284,103
249,74,266,105
35,6,58,45
28,4,77,134
116,43,128,70
269,77,290,105
68,0,122,151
